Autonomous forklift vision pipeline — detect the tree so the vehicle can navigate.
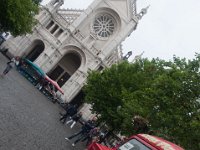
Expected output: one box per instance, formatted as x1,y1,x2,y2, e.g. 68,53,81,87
83,54,200,150
0,0,41,36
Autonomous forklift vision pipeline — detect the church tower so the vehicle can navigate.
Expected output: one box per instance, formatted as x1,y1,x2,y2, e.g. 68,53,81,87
1,0,147,119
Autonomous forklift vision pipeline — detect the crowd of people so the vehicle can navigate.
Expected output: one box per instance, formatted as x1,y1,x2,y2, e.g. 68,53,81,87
1,56,112,148
1,56,59,103
36,79,58,103
59,103,110,147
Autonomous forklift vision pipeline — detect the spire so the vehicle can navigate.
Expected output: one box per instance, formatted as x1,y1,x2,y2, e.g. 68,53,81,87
49,0,64,6
46,0,64,12
137,5,150,20
107,0,138,21
131,51,144,62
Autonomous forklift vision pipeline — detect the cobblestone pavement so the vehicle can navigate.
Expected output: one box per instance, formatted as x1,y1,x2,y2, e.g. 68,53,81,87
0,54,86,150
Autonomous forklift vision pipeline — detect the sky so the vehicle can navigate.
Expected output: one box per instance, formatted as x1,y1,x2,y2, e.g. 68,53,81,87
42,0,200,61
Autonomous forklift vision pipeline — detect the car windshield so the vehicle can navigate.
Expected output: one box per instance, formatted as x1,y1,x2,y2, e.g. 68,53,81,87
118,139,151,150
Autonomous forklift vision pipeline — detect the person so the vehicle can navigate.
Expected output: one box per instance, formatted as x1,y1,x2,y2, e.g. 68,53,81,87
59,102,70,115
81,127,100,146
66,112,83,128
15,57,25,73
14,56,20,67
40,79,48,91
1,59,15,76
35,77,46,90
114,136,128,148
59,104,78,124
43,82,57,102
48,83,57,103
65,117,97,147
98,129,112,146
98,131,107,145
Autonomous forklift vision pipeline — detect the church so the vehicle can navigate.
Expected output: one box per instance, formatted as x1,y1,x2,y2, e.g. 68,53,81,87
1,0,147,119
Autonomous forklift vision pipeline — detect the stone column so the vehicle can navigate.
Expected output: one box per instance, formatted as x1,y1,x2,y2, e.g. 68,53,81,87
61,69,87,102
48,23,56,33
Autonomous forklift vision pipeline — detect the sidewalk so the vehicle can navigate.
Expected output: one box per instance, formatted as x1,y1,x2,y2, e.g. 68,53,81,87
0,54,86,150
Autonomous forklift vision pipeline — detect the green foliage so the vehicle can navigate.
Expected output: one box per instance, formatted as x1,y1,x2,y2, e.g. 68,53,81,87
84,54,200,150
0,0,41,36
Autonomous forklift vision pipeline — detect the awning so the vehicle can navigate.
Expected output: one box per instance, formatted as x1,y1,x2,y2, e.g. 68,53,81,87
24,59,46,77
44,75,64,95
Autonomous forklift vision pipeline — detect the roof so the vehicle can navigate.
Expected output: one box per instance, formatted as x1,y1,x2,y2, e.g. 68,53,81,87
136,134,184,150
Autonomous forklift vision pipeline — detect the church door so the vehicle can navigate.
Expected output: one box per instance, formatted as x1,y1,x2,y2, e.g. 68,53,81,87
48,52,81,87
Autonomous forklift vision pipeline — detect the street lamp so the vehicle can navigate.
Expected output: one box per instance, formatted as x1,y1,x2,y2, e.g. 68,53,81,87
123,51,132,60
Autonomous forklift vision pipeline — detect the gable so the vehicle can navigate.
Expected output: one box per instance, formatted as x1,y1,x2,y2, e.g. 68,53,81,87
106,0,136,20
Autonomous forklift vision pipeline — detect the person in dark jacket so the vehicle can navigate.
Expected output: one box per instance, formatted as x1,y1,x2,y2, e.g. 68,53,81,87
81,127,100,146
1,59,15,76
65,117,97,147
66,112,83,128
59,104,78,124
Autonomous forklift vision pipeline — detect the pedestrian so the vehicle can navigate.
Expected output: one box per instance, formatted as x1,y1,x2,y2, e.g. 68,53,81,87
15,57,24,73
14,56,20,67
59,104,78,124
98,131,106,145
66,112,83,128
1,59,15,77
81,127,100,146
47,83,57,103
65,118,97,147
35,77,45,90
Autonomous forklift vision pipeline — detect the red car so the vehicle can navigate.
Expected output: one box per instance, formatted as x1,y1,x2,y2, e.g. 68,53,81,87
88,134,184,150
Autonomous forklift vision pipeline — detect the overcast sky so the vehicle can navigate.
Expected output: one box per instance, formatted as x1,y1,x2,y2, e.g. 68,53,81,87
42,0,200,61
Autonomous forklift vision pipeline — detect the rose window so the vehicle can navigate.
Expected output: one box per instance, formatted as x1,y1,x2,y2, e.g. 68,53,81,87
93,14,115,38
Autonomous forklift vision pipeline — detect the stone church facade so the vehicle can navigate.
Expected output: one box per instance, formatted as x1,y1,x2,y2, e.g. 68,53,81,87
1,0,147,119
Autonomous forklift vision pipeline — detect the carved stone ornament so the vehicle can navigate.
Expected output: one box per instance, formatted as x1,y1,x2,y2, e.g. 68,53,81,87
91,13,116,40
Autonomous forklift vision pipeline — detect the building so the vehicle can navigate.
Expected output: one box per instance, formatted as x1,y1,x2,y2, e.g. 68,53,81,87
1,0,147,119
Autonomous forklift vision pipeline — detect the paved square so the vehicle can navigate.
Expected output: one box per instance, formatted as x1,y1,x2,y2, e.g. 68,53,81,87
0,54,85,150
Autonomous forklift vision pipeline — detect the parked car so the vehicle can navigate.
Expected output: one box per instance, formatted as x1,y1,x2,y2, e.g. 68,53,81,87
88,134,184,150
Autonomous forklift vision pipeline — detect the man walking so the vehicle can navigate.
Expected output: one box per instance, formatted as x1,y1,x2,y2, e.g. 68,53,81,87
81,127,100,146
65,117,97,147
59,104,78,124
1,59,15,77
66,112,83,128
